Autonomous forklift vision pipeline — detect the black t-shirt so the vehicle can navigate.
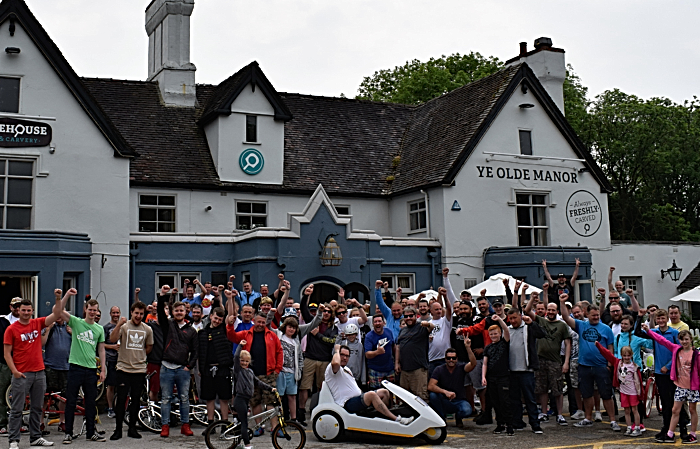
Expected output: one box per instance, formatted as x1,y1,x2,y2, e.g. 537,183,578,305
431,363,468,400
396,323,430,371
250,330,267,376
548,281,574,303
484,338,509,377
450,315,474,362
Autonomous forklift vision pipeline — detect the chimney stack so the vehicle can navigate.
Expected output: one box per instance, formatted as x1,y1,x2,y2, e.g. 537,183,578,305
506,37,566,114
145,0,197,107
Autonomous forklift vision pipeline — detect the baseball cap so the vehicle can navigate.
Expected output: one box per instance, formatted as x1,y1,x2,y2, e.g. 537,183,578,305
460,290,471,296
557,273,566,278
308,303,318,310
565,301,573,308
10,297,22,306
492,299,504,306
282,307,298,318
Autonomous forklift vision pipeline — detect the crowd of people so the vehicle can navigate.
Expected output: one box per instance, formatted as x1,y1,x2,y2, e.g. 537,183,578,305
0,261,697,448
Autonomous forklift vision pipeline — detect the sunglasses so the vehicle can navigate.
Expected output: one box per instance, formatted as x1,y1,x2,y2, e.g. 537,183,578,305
404,314,415,318
337,311,347,315
260,284,268,287
445,356,458,361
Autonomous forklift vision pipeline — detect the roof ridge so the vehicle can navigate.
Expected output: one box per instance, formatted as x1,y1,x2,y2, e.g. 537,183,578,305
80,77,156,84
279,92,416,108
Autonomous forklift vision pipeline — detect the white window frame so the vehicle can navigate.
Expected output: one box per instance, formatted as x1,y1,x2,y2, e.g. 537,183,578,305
0,158,35,230
155,272,201,300
407,199,427,233
0,76,21,114
235,200,268,230
138,194,176,233
380,273,415,299
515,191,549,246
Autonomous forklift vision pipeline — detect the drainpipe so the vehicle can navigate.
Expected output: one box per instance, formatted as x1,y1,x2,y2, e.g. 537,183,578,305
129,248,140,304
428,250,438,290
420,189,431,238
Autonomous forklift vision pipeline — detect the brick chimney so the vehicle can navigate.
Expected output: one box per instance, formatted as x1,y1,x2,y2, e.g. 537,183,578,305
145,0,197,107
506,37,566,114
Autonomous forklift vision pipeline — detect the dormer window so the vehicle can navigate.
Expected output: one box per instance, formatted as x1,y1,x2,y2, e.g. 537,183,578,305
0,77,20,113
246,115,257,142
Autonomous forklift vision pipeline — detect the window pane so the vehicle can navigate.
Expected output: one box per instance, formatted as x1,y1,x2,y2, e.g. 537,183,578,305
251,216,266,227
0,161,6,175
246,115,257,142
139,208,157,221
519,130,532,155
139,221,157,232
158,276,176,289
410,213,419,231
381,277,393,288
158,222,175,232
237,216,251,230
533,207,546,226
516,206,531,226
7,178,31,204
418,201,425,209
237,202,251,214
532,195,546,205
6,207,30,229
516,194,529,205
0,208,3,228
158,196,175,206
157,208,174,222
8,161,32,176
518,228,532,246
397,276,411,289
409,202,418,212
252,203,266,214
535,228,547,246
0,179,4,204
140,195,157,206
418,211,426,229
0,77,20,114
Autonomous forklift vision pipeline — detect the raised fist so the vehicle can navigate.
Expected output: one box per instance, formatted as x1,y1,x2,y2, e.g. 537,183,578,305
626,288,634,296
231,289,239,297
480,289,487,297
442,267,449,276
183,279,190,286
375,280,383,289
597,288,606,295
609,267,615,272
230,275,235,281
278,273,284,280
240,340,247,347
67,288,77,296
559,293,569,302
193,279,200,285
284,280,291,290
224,290,233,299
438,287,447,295
119,317,127,325
522,284,529,291
523,315,532,324
542,282,549,290
135,288,141,294
160,285,171,294
383,282,389,290
317,304,326,313
491,314,500,321
54,289,62,297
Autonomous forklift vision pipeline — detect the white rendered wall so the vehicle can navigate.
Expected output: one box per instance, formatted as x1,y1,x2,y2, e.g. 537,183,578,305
0,20,131,313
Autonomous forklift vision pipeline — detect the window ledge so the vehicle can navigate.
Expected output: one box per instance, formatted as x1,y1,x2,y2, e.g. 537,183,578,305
242,141,262,146
407,228,427,235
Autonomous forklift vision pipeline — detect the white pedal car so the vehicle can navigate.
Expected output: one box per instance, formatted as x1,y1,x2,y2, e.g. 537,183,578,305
311,380,446,444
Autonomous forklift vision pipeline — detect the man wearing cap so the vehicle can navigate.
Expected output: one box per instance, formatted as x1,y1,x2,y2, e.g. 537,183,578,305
542,259,580,304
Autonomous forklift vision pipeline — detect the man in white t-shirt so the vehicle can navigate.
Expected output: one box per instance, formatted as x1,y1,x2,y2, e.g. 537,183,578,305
428,285,453,378
325,345,413,425
334,300,367,338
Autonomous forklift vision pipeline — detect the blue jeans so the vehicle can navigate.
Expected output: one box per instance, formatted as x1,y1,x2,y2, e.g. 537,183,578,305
429,392,472,420
509,371,539,428
160,366,190,425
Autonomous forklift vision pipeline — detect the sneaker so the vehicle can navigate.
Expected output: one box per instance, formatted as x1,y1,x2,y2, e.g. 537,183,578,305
9,442,18,449
538,413,549,423
493,425,505,434
474,413,493,425
455,417,463,428
62,435,72,445
574,419,593,428
594,411,602,422
656,434,676,444
160,424,169,438
631,428,642,438
0,428,7,437
57,424,65,434
253,428,264,437
506,426,514,436
30,438,54,446
88,434,106,442
532,425,543,434
571,410,585,420
624,426,633,436
396,416,415,426
557,415,568,426
107,409,115,419
683,435,698,444
611,422,622,432
640,424,646,433
180,423,193,436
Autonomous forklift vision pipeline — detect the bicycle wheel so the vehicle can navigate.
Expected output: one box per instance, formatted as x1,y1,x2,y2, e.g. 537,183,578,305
271,421,306,449
6,386,30,416
205,420,240,449
78,382,105,401
192,404,219,426
655,383,663,415
138,406,162,433
645,376,655,418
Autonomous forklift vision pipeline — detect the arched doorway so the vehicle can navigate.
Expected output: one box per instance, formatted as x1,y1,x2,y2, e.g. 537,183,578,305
343,282,370,305
300,280,341,306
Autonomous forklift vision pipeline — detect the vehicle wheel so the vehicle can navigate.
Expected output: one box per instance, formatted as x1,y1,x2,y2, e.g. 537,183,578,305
312,411,343,442
192,404,219,426
645,377,655,418
205,420,240,449
656,383,663,415
137,406,162,433
271,421,306,449
421,426,447,445
6,386,30,416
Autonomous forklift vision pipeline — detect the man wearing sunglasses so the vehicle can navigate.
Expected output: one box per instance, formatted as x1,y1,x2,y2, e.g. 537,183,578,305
428,340,477,422
395,307,434,401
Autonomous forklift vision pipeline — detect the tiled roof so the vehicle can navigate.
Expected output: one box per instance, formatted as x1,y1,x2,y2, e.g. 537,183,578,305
679,261,700,291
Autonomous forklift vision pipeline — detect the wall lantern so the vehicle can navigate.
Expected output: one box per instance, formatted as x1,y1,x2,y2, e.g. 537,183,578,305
661,259,683,281
320,234,342,267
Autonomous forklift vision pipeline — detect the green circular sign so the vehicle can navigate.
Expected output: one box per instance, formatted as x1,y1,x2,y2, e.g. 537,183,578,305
239,148,264,175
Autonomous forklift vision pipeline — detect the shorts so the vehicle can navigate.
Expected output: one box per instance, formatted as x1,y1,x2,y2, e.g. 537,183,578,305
105,360,118,387
535,359,564,396
249,374,277,408
367,369,395,390
300,359,329,391
44,367,68,393
620,392,640,408
399,368,428,401
343,394,369,414
147,363,161,395
276,372,298,396
568,358,579,389
200,373,233,401
674,388,700,403
578,365,613,400
469,359,485,390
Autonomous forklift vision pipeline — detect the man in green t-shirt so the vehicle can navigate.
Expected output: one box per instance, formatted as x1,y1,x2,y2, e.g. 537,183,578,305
56,298,106,444
524,292,571,426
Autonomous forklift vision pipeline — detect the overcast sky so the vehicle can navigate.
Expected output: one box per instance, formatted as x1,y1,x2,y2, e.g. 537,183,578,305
25,0,700,104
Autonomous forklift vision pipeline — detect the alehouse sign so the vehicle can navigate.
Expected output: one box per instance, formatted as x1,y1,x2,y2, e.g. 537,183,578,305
566,190,603,237
0,117,52,147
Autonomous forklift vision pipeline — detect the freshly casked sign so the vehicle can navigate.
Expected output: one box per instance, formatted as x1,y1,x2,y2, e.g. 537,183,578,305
239,148,264,175
0,117,52,147
566,190,602,237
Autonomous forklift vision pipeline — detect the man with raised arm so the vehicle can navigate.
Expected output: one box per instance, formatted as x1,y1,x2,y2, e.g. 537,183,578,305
374,280,402,341
607,267,632,308
109,301,153,441
542,259,580,304
5,289,72,448
57,293,107,444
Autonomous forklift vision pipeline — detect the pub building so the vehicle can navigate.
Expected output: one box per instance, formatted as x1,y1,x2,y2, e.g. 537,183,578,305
0,0,698,316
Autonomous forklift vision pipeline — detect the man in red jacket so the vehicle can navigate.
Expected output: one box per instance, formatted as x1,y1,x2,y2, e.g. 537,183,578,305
227,311,283,435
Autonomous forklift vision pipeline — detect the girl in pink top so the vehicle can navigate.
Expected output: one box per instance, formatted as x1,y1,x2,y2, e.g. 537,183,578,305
642,324,700,443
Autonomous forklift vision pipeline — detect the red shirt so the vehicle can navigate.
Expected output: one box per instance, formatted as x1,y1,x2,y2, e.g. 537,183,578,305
4,317,47,373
